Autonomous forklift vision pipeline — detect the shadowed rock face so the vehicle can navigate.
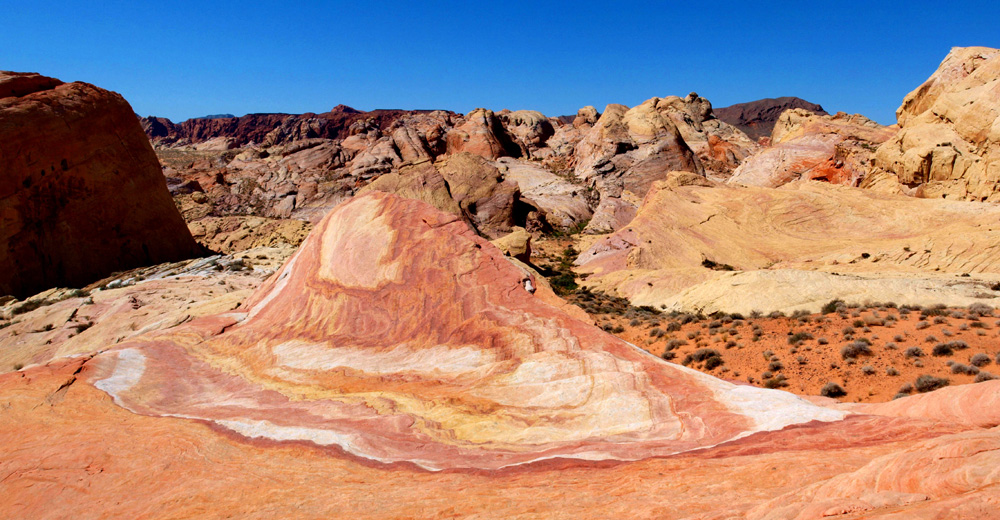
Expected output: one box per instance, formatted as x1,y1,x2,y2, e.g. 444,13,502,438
715,96,828,141
84,192,846,470
0,71,201,299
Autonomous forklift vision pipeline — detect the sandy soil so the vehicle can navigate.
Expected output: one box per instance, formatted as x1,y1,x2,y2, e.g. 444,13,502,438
532,235,1000,403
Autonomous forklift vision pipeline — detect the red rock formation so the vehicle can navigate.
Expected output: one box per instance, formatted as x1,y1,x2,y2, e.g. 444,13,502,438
2,191,999,518
0,71,201,299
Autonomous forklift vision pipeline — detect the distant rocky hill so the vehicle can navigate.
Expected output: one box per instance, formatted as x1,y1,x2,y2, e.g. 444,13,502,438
715,96,828,140
140,105,451,148
144,93,760,235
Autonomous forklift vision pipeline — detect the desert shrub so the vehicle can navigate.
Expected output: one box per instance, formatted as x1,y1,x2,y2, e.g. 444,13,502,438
971,321,990,329
933,316,948,324
797,355,807,365
886,366,899,376
892,393,910,400
893,334,905,342
612,325,625,334
898,383,914,394
864,316,885,327
842,326,856,336
861,365,875,375
725,340,737,349
788,332,813,345
822,299,845,314
968,302,993,317
768,360,784,372
820,382,846,398
915,321,930,330
817,337,829,345
629,319,641,327
649,328,664,337
703,356,724,370
841,341,872,360
665,339,687,351
904,347,923,358
665,322,681,332
884,342,897,350
762,375,788,389
687,331,698,340
970,353,992,367
661,351,676,361
932,343,954,356
683,348,722,367
975,371,998,383
951,363,979,375
914,374,950,393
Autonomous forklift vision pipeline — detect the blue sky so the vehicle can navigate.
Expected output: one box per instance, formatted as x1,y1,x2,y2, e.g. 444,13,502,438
3,1,998,124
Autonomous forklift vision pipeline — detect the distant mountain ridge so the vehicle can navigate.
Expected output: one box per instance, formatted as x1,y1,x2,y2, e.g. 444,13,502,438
140,105,453,147
714,97,828,140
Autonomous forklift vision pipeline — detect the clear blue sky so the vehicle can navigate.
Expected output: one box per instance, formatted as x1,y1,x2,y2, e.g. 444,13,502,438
3,1,998,125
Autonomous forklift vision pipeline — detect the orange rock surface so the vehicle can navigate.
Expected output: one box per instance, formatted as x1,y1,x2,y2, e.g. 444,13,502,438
2,193,999,519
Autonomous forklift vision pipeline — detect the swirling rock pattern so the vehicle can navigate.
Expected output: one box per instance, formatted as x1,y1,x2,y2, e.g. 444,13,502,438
85,192,844,471
2,191,1000,518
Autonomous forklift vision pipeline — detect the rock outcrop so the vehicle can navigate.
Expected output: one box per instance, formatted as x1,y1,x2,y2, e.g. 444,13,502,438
2,191,999,518
0,71,201,299
149,91,759,235
867,46,1000,201
715,96,828,140
728,109,895,188
578,173,1000,313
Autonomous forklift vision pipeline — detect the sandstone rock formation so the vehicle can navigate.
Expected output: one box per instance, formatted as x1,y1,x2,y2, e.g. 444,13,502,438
578,173,1000,313
2,191,999,518
867,46,1000,201
148,91,759,236
0,72,201,299
715,96,828,140
728,109,895,188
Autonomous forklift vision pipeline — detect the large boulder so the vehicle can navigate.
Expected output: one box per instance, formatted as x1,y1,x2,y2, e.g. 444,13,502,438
445,108,521,160
0,72,201,299
870,46,1000,201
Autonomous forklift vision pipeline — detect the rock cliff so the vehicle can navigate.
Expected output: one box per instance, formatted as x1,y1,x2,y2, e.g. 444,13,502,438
0,72,201,299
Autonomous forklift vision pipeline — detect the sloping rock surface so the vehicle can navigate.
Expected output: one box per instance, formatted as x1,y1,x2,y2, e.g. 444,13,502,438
578,174,1000,312
83,192,846,471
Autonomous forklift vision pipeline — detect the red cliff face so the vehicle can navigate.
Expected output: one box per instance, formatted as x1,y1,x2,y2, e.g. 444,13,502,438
0,71,202,299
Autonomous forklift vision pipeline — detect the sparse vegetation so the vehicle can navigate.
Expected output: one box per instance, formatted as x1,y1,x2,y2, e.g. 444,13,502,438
970,353,992,367
820,382,846,398
841,341,872,360
914,374,950,393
